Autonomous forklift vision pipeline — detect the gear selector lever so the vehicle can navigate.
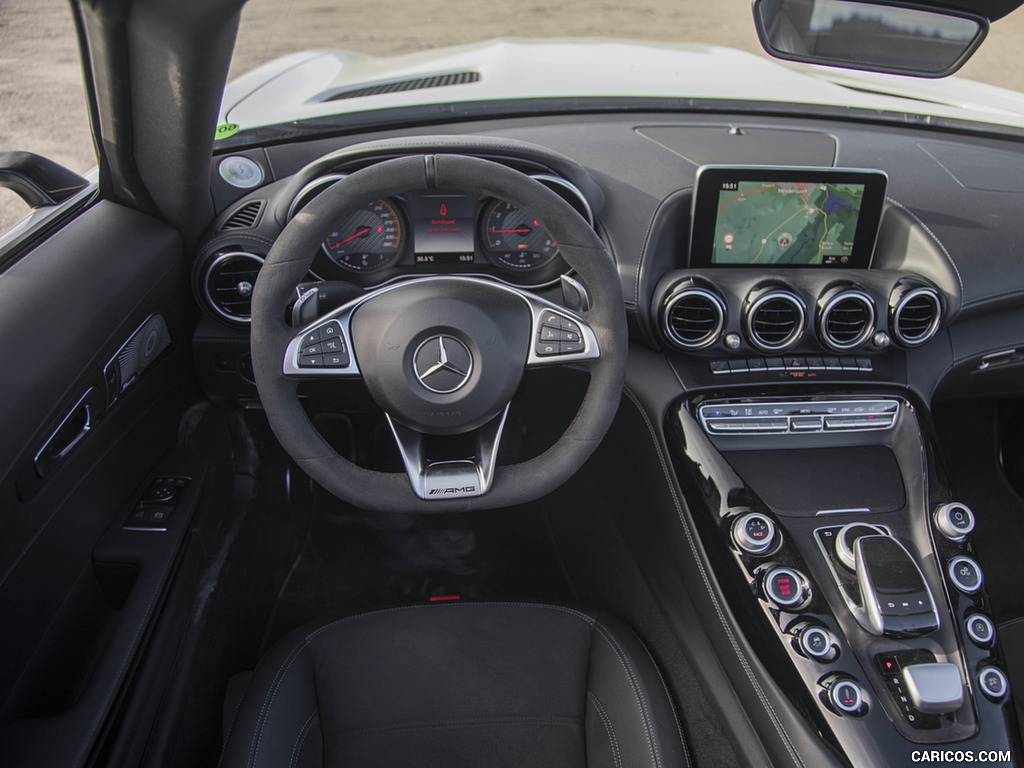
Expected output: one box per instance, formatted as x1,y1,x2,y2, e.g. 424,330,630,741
852,535,939,637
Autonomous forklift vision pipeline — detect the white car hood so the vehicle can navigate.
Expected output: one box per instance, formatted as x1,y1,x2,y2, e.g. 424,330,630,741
220,38,1024,132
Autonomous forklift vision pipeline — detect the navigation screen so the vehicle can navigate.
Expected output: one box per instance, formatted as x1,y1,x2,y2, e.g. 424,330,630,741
714,181,863,266
690,167,887,269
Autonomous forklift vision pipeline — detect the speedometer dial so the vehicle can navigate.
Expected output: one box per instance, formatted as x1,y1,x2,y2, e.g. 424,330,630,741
480,200,559,271
322,199,403,271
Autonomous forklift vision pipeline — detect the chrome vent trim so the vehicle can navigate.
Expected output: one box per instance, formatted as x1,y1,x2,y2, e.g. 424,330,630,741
662,286,727,350
202,251,265,324
219,200,265,231
746,289,806,352
820,290,875,351
322,71,480,101
892,286,941,347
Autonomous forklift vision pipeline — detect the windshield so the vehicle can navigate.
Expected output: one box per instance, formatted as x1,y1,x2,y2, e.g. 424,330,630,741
229,0,1023,91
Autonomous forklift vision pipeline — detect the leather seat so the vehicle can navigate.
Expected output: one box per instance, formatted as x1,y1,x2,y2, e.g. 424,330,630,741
219,602,688,767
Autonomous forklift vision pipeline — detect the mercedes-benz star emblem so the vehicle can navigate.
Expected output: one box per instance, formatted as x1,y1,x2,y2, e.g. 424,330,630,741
413,335,473,394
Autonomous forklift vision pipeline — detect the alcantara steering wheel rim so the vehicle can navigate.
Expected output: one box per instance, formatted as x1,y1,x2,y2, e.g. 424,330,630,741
250,154,626,513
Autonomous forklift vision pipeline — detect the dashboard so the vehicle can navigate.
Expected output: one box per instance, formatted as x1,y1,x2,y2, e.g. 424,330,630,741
192,112,1024,768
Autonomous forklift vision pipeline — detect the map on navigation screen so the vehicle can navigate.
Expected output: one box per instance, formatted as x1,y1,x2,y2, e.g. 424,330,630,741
712,181,865,266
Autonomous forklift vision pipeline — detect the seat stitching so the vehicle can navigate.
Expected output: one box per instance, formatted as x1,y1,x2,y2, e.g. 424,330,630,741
587,691,623,768
219,674,254,766
246,602,597,766
250,641,314,767
998,616,1024,629
637,639,693,768
338,715,582,734
622,386,805,768
594,624,660,768
289,709,319,768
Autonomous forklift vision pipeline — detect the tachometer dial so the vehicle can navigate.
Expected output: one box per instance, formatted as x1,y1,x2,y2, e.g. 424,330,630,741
481,200,559,271
322,198,403,271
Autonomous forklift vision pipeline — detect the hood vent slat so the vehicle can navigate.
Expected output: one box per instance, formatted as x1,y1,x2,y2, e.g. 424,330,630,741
323,71,480,102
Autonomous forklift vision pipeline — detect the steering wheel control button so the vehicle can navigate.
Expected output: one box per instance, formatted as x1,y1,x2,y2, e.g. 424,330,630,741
966,614,996,647
823,676,866,716
836,522,887,571
902,663,964,715
934,503,976,541
299,355,324,368
535,311,587,357
948,556,983,595
978,667,1009,702
732,511,777,555
762,566,808,608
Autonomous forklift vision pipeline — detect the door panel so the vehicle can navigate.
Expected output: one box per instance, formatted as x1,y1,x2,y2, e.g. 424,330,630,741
0,200,200,767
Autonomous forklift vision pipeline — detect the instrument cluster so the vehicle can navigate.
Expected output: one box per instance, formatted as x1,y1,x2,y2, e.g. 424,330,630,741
295,175,591,288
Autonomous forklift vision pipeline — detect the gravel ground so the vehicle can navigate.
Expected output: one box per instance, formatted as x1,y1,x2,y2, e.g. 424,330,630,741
1,0,1023,232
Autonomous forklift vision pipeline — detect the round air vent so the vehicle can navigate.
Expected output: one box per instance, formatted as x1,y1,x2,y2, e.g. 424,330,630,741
745,288,806,352
202,251,265,324
818,288,875,351
891,285,941,347
662,285,727,350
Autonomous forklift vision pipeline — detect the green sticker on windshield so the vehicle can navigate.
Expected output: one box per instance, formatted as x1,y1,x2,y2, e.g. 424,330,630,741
214,122,240,140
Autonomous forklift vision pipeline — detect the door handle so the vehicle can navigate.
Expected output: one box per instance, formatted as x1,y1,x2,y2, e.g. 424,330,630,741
34,387,103,478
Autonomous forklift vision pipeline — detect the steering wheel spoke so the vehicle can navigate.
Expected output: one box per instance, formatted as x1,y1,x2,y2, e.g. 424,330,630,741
387,405,509,500
283,314,361,378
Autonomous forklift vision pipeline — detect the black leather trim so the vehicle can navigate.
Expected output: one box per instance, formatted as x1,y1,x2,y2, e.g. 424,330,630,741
220,602,686,768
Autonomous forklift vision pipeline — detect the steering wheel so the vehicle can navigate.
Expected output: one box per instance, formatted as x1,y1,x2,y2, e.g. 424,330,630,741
251,154,626,513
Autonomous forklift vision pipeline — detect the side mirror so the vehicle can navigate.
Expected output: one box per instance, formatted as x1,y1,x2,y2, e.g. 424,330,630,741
752,0,989,77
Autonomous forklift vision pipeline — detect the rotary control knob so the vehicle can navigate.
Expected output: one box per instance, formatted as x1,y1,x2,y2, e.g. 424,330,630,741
978,667,1009,702
966,614,995,648
732,511,777,555
791,622,837,662
761,566,809,608
823,675,866,716
934,503,975,541
835,522,887,570
948,556,983,595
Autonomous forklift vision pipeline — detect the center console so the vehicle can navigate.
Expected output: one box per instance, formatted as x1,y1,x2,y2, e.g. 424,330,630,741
668,392,1016,764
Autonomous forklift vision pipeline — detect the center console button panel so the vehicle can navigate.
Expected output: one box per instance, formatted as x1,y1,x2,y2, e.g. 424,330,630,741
699,398,899,436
